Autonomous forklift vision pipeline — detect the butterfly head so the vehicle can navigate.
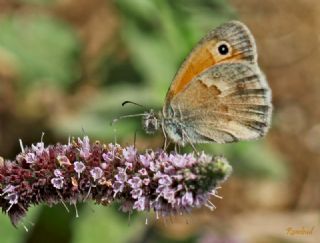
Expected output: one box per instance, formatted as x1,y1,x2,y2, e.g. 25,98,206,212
142,109,161,134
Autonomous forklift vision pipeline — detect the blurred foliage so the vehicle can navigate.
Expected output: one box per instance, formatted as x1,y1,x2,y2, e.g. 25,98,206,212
20,0,56,5
0,0,294,243
202,141,288,179
71,203,145,243
0,14,80,92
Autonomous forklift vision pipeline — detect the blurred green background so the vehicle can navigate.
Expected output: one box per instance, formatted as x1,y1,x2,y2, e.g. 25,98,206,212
0,0,319,242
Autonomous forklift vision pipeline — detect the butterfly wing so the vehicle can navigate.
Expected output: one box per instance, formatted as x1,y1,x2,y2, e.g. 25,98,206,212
164,21,257,108
162,21,271,145
163,62,272,144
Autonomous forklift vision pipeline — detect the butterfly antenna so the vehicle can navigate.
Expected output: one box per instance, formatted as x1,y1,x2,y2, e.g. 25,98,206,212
111,113,146,126
122,100,148,109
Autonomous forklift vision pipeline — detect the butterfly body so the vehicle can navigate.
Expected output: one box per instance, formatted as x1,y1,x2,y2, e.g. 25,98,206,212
142,21,272,146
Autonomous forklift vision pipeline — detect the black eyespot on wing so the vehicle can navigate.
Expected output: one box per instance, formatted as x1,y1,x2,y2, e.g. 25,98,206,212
218,44,229,55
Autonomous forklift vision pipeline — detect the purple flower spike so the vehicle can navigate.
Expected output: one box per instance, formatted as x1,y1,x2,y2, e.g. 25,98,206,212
0,136,232,227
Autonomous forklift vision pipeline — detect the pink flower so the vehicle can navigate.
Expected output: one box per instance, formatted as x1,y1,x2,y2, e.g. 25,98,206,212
31,142,46,156
133,196,146,211
115,169,128,183
78,136,91,159
25,153,36,164
90,167,103,181
54,169,63,177
158,175,172,186
131,188,143,199
74,161,86,178
128,177,142,189
51,177,64,189
123,146,136,162
139,153,153,167
181,192,194,207
102,152,113,162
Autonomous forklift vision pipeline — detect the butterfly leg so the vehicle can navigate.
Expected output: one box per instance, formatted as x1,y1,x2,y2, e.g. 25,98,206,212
162,124,168,150
133,129,138,149
182,130,199,156
164,141,171,151
112,127,118,144
174,143,180,154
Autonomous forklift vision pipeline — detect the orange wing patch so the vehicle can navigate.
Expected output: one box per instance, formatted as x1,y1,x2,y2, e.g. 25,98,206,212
167,43,216,100
167,42,244,101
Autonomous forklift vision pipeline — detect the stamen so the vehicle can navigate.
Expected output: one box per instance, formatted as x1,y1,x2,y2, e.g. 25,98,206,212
6,203,14,213
113,128,117,145
21,222,29,232
210,191,223,199
57,191,70,213
204,203,215,211
41,132,45,143
19,139,25,153
84,186,92,201
205,200,217,211
60,200,70,213
74,203,79,218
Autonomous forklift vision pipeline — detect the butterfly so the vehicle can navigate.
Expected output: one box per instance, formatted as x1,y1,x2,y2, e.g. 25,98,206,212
123,21,272,147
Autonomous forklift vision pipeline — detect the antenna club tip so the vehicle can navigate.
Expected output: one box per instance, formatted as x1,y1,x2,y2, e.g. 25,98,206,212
121,101,129,107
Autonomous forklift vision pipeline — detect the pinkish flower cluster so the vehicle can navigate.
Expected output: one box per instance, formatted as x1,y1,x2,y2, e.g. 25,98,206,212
0,136,232,226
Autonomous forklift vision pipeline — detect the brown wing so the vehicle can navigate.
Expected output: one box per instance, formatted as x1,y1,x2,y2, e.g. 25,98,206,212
164,21,257,108
165,62,272,144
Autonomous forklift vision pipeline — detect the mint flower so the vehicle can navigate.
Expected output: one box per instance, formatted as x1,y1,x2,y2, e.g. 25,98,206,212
74,161,86,178
90,167,104,181
51,177,64,189
54,169,63,177
25,153,36,164
0,136,232,227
